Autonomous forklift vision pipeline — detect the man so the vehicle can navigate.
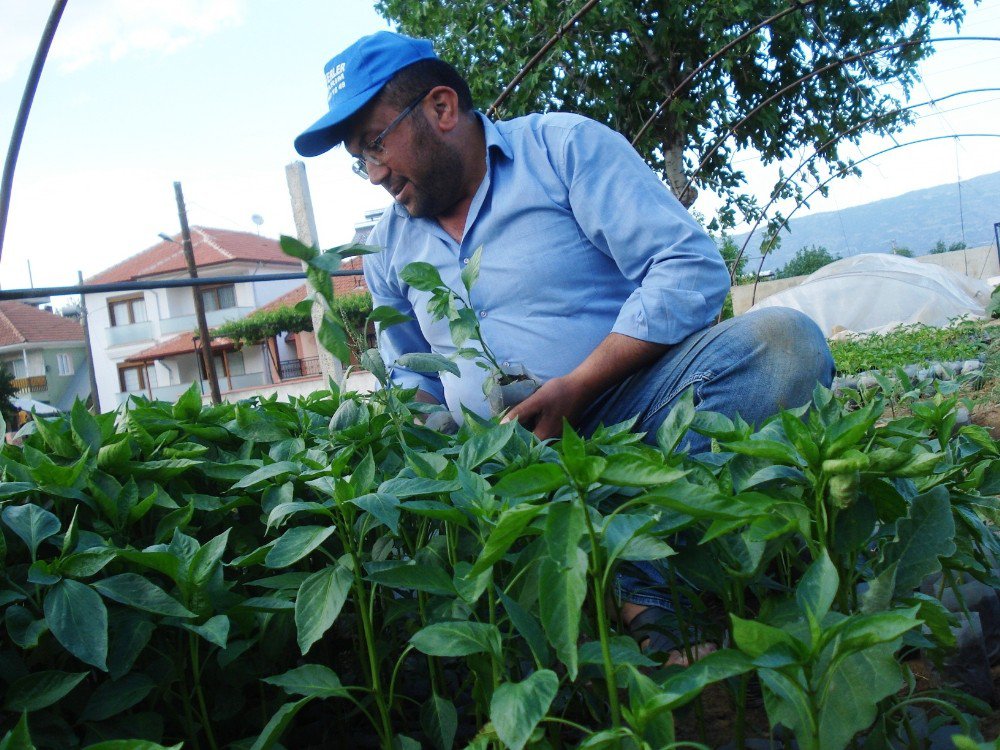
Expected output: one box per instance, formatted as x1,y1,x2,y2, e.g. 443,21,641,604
295,30,834,657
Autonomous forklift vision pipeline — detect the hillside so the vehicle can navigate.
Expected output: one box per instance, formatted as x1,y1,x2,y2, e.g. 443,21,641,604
734,170,1000,271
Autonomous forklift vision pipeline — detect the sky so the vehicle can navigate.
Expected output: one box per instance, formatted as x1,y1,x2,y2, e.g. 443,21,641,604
1,0,999,298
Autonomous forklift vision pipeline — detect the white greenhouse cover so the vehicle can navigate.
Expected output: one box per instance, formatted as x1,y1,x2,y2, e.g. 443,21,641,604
748,253,995,336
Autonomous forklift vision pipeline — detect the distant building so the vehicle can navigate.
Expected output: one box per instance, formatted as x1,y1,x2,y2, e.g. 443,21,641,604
84,227,302,411
0,301,89,411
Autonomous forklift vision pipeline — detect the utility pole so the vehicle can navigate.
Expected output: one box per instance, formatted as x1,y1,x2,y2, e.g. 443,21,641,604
285,161,343,386
78,271,101,413
172,182,221,405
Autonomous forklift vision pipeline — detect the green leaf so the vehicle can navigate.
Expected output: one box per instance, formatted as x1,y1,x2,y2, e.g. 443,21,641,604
544,502,584,569
70,401,102,453
467,504,544,577
396,352,460,377
3,670,87,711
410,621,502,658
458,420,515,469
817,642,904,750
400,261,444,291
249,698,311,750
493,463,566,497
44,579,108,670
91,574,195,618
279,234,317,262
317,316,351,364
499,590,551,667
80,673,156,721
265,525,336,568
722,439,802,465
598,454,685,487
730,615,802,660
307,249,344,273
189,528,230,589
655,388,696,454
880,486,957,598
644,649,754,713
796,550,838,623
182,615,229,648
263,664,348,698
366,561,455,595
5,606,48,648
57,547,117,578
172,382,203,421
421,694,458,750
489,670,559,750
83,743,182,750
232,461,299,490
295,563,353,655
0,712,32,750
368,305,413,328
2,504,60,559
539,549,587,680
461,246,483,294
579,636,657,667
350,493,400,534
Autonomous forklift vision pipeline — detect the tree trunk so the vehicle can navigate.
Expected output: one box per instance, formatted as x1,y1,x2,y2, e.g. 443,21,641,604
662,138,697,208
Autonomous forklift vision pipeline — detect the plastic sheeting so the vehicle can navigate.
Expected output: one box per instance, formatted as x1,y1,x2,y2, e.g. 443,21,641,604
748,253,996,336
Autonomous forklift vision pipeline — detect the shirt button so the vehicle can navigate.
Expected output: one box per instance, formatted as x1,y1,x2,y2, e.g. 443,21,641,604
503,361,510,367
462,258,470,265
479,311,487,318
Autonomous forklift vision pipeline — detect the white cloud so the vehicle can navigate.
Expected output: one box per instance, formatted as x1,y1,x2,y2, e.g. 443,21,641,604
0,0,245,81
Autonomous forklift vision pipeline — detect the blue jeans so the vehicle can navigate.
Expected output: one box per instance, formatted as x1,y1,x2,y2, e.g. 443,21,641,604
579,306,835,609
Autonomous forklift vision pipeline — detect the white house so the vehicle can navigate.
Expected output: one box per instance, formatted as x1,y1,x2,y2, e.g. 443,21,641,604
84,227,303,411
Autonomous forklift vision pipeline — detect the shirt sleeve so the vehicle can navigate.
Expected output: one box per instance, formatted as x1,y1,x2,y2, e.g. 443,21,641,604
362,243,446,403
557,118,730,345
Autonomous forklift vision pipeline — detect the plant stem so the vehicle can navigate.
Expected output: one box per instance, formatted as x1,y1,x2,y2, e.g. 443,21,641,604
189,634,219,750
578,484,622,735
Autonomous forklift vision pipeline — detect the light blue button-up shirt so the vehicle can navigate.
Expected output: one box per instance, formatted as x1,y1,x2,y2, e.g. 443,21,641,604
364,112,729,420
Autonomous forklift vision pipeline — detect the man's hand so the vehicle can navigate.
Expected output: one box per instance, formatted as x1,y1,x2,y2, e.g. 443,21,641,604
501,333,670,441
501,374,591,440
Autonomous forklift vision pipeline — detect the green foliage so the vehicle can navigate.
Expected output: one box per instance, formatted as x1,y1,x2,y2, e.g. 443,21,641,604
211,305,312,347
0,373,995,748
0,367,18,431
893,246,913,258
376,0,966,228
930,239,967,254
830,320,989,375
778,244,840,279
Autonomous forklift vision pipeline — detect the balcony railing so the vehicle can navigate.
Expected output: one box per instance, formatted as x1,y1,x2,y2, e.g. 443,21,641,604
11,375,47,394
159,307,254,335
106,320,154,347
115,372,270,406
278,357,321,380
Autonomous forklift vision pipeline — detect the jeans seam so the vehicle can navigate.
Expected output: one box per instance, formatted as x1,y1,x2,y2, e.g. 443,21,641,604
650,370,715,419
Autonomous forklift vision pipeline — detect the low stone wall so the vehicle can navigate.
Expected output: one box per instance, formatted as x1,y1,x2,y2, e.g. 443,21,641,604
730,244,999,316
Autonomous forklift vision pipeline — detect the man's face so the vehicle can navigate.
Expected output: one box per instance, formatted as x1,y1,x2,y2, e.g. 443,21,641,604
347,95,466,219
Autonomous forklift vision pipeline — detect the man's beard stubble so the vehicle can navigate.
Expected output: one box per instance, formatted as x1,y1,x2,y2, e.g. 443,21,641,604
401,113,467,220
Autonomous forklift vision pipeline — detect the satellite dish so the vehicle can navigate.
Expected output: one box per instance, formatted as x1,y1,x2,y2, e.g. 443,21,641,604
251,214,264,226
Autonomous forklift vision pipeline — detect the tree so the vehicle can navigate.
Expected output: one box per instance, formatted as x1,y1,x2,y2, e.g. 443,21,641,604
377,0,965,226
893,246,913,258
930,239,948,254
778,245,840,278
0,366,19,431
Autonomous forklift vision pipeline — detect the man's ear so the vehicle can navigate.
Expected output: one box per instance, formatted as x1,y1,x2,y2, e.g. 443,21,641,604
426,86,461,133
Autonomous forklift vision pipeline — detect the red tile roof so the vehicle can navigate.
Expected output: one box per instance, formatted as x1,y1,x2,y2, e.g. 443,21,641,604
87,227,300,285
125,333,234,362
256,284,309,314
334,255,368,296
0,302,84,347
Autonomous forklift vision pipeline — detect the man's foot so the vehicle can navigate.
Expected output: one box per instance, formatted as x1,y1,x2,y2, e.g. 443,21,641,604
623,602,717,667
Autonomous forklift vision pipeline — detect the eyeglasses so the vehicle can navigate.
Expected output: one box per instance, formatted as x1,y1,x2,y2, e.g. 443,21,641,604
351,89,432,179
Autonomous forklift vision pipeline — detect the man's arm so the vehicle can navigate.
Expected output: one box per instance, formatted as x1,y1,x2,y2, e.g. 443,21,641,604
503,332,666,439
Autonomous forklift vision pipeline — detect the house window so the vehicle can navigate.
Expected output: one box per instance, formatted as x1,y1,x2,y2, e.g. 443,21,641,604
11,360,26,378
226,351,246,376
200,284,237,312
118,365,148,393
56,353,74,376
108,295,147,326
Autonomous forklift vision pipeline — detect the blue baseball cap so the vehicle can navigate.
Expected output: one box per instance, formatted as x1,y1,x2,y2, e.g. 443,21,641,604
294,31,438,157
